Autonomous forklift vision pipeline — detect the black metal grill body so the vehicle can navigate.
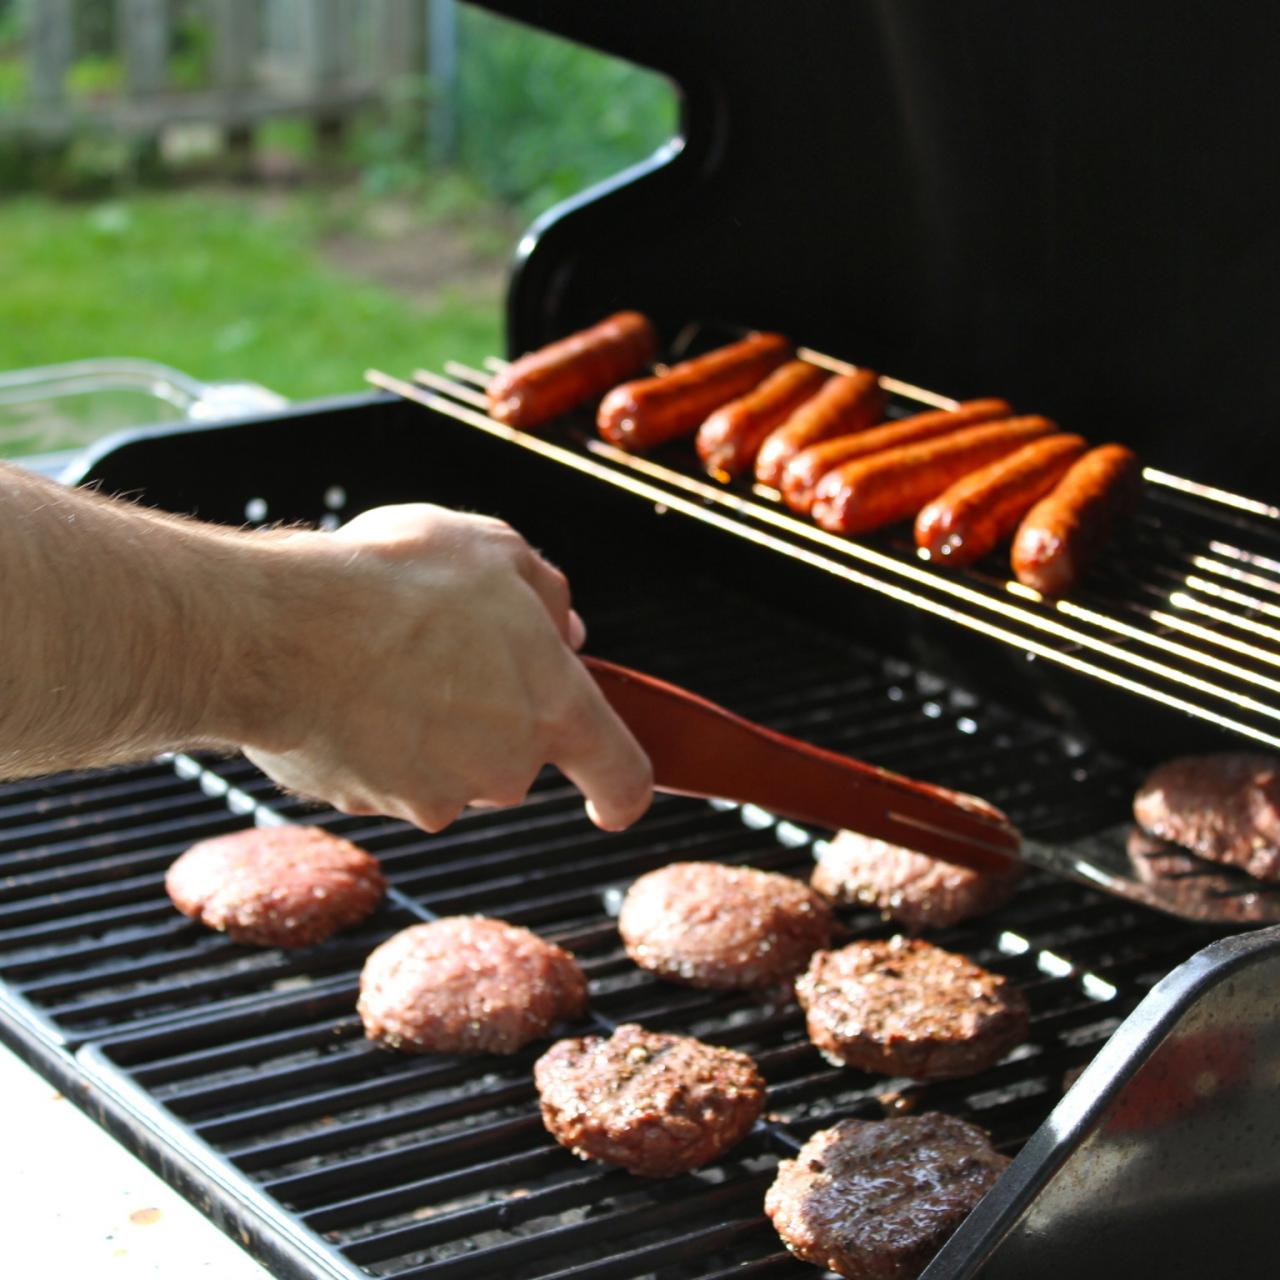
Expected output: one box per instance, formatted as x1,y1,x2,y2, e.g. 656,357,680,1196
0,395,1275,1279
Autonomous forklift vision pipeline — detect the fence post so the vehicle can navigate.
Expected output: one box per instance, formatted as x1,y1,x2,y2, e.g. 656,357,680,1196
120,0,170,96
213,0,258,167
428,0,457,164
300,0,349,153
29,0,73,111
375,0,426,79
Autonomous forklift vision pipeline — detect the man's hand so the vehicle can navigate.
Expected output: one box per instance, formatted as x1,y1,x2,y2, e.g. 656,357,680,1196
0,463,653,833
243,505,653,831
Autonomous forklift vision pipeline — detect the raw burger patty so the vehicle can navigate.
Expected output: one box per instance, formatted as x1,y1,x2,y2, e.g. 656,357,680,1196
618,861,835,989
765,1113,1009,1280
812,830,1022,930
358,917,587,1054
165,825,385,947
796,937,1028,1079
534,1023,765,1177
1134,753,1280,881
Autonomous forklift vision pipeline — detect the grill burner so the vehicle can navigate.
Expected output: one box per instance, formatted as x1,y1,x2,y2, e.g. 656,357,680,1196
0,563,1230,1279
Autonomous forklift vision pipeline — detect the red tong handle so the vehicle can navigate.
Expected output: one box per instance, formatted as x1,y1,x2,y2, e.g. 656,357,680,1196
584,656,1020,874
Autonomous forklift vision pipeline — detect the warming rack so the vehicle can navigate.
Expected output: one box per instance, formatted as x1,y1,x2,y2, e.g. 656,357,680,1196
369,345,1280,752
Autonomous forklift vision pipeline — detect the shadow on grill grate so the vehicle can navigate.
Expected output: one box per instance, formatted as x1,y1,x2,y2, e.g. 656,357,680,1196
0,573,1227,1279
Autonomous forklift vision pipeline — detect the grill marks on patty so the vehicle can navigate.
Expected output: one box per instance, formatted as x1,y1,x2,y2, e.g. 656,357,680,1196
618,861,835,990
358,916,588,1054
796,937,1028,1079
165,825,385,948
534,1024,766,1177
765,1114,1009,1280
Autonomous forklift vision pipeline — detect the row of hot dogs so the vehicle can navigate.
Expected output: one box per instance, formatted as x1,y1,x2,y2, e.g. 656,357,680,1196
485,312,1141,597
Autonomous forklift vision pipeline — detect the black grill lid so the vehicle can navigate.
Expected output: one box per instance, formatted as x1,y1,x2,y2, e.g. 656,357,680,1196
479,0,1280,496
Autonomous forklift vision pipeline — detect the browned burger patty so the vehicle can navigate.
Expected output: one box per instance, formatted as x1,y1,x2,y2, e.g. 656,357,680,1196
796,938,1028,1079
165,825,385,948
1133,753,1280,882
358,917,587,1054
765,1113,1009,1280
534,1023,766,1177
617,861,835,989
812,830,1023,931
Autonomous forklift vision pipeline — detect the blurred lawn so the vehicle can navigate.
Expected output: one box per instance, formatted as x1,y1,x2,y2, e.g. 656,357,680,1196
0,189,502,410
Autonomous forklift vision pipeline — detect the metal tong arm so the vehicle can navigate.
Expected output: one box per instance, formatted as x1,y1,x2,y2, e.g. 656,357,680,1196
584,656,1021,874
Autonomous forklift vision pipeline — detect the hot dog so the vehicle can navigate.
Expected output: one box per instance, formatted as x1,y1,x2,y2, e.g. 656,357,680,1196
1011,444,1141,596
598,332,793,451
811,416,1056,535
914,433,1088,567
696,360,829,477
487,311,657,430
753,369,885,488
780,398,1013,513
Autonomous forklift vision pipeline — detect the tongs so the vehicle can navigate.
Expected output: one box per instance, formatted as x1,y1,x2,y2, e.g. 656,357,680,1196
585,657,1280,923
585,657,1019,873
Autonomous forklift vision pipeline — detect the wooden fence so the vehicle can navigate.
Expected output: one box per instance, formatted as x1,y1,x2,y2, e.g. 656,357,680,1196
8,0,444,147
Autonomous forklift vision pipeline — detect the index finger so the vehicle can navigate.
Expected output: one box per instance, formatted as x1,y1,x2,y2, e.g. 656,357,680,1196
551,664,654,831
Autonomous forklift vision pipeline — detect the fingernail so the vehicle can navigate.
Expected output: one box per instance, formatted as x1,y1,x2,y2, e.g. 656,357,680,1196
569,609,587,650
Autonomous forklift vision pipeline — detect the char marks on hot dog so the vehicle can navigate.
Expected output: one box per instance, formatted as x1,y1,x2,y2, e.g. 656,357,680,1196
597,332,792,451
780,398,1013,513
696,360,828,477
754,369,885,488
1010,444,1141,596
915,433,1088,567
810,416,1056,535
487,311,656,430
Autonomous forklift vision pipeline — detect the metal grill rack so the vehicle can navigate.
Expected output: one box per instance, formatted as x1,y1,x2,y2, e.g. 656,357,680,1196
0,570,1225,1280
369,343,1280,753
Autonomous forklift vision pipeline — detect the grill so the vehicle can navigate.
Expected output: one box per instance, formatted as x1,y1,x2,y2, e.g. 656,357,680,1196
9,3,1280,1276
0,555,1227,1279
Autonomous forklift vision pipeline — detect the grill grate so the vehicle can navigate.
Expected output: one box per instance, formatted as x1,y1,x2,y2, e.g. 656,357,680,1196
0,571,1225,1279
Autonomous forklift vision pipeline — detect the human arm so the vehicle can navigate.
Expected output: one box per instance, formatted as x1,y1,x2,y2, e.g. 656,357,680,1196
0,463,652,830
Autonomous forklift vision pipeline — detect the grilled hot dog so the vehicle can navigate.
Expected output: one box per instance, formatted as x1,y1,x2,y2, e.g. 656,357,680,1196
487,311,657,430
598,332,792,451
753,369,884,488
696,360,828,477
1011,444,1141,596
780,398,1013,513
914,433,1088,567
811,416,1056,535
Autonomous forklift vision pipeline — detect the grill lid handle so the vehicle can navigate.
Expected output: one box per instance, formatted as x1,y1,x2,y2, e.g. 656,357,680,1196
583,655,1022,873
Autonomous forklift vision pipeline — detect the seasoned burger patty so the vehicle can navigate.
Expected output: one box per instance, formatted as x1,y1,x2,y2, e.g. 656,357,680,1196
358,917,587,1054
1134,753,1280,882
765,1114,1009,1280
534,1024,766,1177
165,825,385,948
812,830,1022,931
796,938,1028,1079
618,861,835,989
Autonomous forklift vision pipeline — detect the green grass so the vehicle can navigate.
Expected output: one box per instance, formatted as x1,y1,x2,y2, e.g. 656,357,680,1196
0,190,501,453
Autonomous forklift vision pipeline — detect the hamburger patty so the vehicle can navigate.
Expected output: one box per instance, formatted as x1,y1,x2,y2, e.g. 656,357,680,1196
1133,753,1280,881
765,1113,1009,1280
795,937,1028,1079
534,1024,766,1177
812,830,1022,930
618,861,835,989
165,825,385,948
358,916,587,1054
